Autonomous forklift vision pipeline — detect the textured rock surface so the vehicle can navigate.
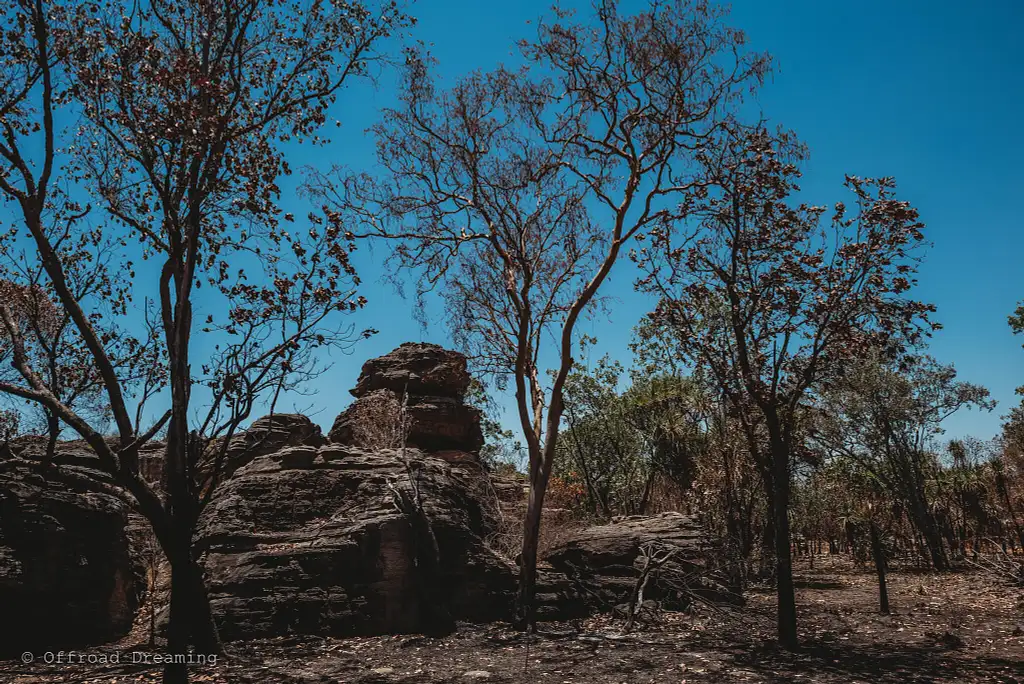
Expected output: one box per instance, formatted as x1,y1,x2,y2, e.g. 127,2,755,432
329,344,483,454
196,447,515,639
539,512,732,618
329,395,484,454
546,512,706,570
0,458,137,655
350,342,472,399
199,413,326,485
9,435,108,468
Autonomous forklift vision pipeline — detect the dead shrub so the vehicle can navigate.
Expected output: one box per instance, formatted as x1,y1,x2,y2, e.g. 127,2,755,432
349,390,408,450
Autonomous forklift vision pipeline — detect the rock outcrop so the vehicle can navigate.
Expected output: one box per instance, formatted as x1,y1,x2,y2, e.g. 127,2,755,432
196,343,512,639
0,342,735,654
0,458,137,656
329,343,484,454
196,446,515,639
350,342,472,398
546,512,706,571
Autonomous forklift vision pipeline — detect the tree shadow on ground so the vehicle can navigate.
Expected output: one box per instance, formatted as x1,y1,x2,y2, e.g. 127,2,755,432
729,637,1022,683
792,579,847,590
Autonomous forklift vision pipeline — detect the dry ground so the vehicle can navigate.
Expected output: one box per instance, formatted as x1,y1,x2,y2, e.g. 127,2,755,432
4,557,1023,683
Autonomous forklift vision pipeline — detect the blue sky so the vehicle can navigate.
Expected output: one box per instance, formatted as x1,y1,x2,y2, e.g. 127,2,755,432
273,0,1023,441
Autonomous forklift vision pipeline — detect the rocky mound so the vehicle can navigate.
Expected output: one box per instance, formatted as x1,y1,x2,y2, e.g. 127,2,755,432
350,342,472,398
0,458,138,656
195,446,515,639
197,413,326,486
195,343,511,639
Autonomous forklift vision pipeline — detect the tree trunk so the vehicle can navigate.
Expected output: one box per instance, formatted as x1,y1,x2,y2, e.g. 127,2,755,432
43,410,59,465
907,499,948,571
516,462,550,631
163,540,221,684
998,482,1024,551
869,520,889,614
760,466,777,578
162,434,220,684
771,443,797,649
164,553,189,684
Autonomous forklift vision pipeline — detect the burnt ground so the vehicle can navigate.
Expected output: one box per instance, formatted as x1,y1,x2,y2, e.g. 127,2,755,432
3,557,1023,683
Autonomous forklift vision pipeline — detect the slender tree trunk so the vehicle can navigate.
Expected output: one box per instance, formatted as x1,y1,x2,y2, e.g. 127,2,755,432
43,410,59,465
997,481,1024,551
516,462,550,631
637,470,656,516
162,425,220,683
164,548,190,684
722,459,745,593
760,465,777,578
924,514,949,570
869,520,890,614
770,440,797,649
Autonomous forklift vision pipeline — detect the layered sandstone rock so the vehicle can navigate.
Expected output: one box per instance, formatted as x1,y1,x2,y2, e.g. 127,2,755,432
197,413,326,485
329,343,484,454
350,342,472,398
0,458,137,656
195,446,515,639
539,512,736,619
196,344,512,639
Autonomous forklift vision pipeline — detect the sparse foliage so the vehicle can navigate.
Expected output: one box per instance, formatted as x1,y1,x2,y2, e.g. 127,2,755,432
309,0,770,627
637,125,939,647
0,1,408,681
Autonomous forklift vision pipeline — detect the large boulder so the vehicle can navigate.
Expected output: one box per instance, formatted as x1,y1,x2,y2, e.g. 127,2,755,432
350,342,472,399
538,512,734,619
329,344,483,454
195,446,515,640
133,414,326,487
0,459,137,656
546,512,706,570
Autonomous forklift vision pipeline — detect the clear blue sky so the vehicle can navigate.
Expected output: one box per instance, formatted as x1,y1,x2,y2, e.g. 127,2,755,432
279,0,1023,442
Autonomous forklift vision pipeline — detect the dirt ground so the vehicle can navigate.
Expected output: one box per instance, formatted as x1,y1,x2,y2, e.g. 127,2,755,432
4,557,1023,683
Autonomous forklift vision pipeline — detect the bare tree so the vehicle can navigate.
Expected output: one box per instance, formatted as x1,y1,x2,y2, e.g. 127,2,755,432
0,1,407,681
309,0,769,627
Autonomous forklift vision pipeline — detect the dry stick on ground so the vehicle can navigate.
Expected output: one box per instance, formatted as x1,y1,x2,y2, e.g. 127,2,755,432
963,540,1024,585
